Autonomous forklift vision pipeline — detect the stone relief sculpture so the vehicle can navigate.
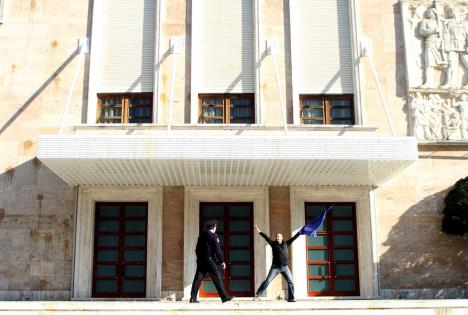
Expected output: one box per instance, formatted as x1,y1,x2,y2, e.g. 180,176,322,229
415,3,468,89
409,91,468,141
428,93,444,139
446,110,462,139
454,93,468,138
440,5,468,89
410,92,431,138
401,0,468,141
419,8,446,88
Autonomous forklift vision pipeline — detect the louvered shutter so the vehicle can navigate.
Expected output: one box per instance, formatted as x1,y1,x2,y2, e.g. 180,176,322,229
296,0,353,94
99,0,155,93
198,0,255,93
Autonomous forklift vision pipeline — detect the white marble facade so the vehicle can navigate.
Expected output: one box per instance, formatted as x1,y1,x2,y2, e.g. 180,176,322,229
400,0,468,141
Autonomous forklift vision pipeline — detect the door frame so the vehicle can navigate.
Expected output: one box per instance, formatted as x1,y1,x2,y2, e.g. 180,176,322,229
290,186,378,298
183,187,270,299
73,187,163,299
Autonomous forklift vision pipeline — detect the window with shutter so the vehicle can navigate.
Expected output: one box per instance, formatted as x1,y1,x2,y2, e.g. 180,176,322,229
94,0,156,124
98,0,155,94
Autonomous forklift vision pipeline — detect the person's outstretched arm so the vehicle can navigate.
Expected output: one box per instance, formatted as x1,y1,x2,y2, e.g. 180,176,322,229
255,224,274,246
286,231,301,246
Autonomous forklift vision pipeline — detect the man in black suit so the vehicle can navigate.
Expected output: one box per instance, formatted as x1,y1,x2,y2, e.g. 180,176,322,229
189,220,232,303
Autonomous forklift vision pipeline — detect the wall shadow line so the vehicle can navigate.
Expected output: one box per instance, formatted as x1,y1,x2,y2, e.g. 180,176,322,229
0,49,79,137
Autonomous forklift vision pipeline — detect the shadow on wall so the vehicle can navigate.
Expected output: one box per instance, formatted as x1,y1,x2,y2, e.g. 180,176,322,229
0,158,75,298
380,188,468,298
393,2,409,100
0,49,79,136
393,3,413,136
184,0,192,124
282,0,293,124
80,0,95,124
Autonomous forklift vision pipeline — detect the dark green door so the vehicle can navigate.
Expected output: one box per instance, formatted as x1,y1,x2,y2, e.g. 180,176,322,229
92,202,148,298
305,203,360,296
199,202,254,297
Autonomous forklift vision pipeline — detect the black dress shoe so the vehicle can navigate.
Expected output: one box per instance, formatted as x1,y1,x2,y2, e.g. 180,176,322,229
222,296,233,303
189,298,199,303
287,299,296,302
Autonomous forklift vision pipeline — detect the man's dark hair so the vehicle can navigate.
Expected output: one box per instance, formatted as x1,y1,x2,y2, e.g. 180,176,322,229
207,223,217,230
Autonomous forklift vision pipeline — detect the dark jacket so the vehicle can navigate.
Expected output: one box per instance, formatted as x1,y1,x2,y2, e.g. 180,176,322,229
259,232,300,266
195,230,224,264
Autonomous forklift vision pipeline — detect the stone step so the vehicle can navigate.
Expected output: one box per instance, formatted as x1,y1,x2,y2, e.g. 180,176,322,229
0,300,467,315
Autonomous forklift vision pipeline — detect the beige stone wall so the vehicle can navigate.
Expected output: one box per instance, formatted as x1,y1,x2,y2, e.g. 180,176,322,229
0,0,455,137
376,146,468,290
155,0,292,125
161,187,184,298
267,187,291,299
153,0,411,130
259,0,292,125
0,0,413,146
0,158,74,297
157,0,188,125
0,0,88,298
0,0,89,170
358,0,408,136
0,0,442,153
358,0,468,294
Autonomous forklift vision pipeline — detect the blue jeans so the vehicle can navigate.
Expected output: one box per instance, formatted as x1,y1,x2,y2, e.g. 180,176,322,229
256,265,295,300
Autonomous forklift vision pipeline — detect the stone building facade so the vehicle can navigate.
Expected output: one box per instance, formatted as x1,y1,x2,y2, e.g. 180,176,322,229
0,0,466,301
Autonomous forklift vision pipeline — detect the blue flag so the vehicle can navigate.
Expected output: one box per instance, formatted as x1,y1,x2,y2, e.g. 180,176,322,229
300,204,335,237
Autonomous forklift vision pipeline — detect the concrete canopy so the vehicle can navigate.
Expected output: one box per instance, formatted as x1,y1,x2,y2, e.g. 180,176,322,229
37,135,418,187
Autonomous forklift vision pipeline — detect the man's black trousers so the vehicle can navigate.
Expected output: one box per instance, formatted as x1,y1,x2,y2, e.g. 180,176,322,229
190,257,230,302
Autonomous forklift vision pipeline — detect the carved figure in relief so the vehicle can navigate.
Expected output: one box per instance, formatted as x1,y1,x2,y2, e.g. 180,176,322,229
410,92,468,141
440,5,468,89
410,92,430,139
427,93,444,139
419,8,446,88
439,95,453,139
454,94,468,138
446,110,462,139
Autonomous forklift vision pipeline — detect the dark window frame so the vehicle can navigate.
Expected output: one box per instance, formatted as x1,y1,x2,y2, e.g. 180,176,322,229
199,94,255,124
300,95,355,125
97,93,153,124
305,202,360,297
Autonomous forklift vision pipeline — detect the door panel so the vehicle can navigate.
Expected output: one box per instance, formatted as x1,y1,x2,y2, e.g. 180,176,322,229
199,202,254,297
305,202,359,296
92,202,148,298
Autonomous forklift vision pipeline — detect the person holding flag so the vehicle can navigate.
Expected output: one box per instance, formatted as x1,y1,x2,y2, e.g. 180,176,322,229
253,203,335,302
253,224,301,302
